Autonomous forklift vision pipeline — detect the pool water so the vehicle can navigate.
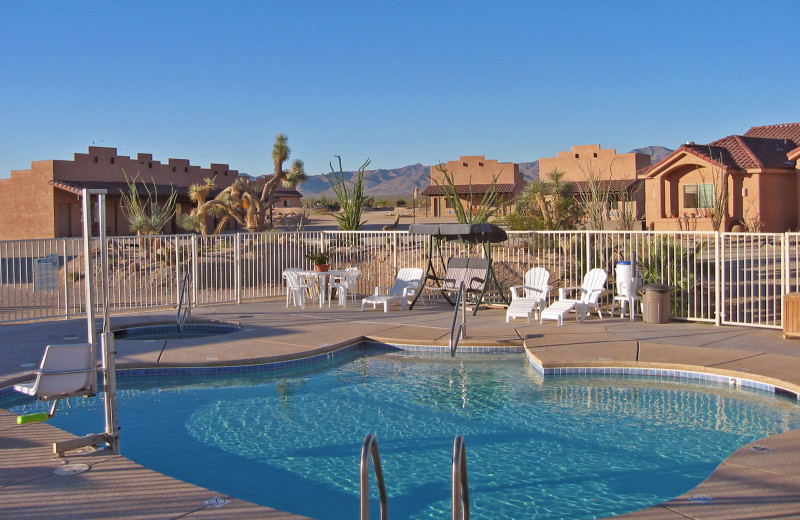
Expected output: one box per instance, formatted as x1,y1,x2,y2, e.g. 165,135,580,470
5,349,800,519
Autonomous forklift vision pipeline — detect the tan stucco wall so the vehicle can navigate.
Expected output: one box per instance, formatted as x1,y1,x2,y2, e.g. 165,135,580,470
0,161,57,239
538,144,648,182
429,156,522,217
0,147,297,239
431,155,521,186
54,147,240,188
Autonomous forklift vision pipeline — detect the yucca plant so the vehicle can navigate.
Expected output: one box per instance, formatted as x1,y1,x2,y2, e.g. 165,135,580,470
120,172,177,236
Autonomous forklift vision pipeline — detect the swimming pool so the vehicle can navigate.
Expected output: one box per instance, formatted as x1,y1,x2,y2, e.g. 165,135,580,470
4,348,800,519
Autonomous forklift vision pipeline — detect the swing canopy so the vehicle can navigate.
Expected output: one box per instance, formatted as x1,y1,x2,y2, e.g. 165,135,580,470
407,223,508,244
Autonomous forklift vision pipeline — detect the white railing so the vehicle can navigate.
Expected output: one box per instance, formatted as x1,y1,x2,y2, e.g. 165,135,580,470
0,230,793,330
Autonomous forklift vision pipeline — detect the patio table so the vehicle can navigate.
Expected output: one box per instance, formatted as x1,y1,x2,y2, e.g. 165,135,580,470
297,269,349,308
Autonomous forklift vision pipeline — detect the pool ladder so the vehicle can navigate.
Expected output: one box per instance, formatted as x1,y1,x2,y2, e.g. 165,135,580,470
360,433,470,520
176,272,190,332
449,281,466,357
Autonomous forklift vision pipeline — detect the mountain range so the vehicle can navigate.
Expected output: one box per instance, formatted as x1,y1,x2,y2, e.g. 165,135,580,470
298,146,674,198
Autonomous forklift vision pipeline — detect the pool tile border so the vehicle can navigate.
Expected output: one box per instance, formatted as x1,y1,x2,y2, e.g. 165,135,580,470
3,340,797,405
524,351,800,402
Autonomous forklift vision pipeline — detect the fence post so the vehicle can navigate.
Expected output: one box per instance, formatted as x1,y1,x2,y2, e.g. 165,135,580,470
715,232,722,326
393,231,399,273
191,234,199,308
174,235,181,308
62,238,70,318
585,230,592,270
235,233,242,304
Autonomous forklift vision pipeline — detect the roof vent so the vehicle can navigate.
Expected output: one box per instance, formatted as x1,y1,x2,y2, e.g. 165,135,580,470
685,141,695,145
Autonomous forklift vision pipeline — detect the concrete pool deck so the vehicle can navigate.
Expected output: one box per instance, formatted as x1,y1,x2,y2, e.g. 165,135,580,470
2,299,800,519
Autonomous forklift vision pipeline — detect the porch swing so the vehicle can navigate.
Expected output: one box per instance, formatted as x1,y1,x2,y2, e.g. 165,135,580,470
407,223,509,314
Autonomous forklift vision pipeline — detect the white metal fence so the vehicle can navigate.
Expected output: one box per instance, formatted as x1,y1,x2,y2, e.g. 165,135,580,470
0,230,795,329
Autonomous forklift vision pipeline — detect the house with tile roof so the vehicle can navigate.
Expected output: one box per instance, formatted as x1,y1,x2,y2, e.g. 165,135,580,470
642,123,800,232
422,156,523,218
0,146,303,239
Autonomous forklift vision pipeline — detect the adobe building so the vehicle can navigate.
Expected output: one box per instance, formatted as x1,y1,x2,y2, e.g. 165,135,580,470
538,144,650,225
0,146,302,239
422,156,523,218
642,123,800,232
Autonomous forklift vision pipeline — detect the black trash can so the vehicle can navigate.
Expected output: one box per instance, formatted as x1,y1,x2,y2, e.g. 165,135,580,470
643,283,671,324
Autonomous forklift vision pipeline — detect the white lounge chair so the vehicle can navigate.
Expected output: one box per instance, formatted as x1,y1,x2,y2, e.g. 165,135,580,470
361,268,423,312
328,267,361,308
283,269,313,308
540,268,607,325
506,267,552,322
14,343,96,417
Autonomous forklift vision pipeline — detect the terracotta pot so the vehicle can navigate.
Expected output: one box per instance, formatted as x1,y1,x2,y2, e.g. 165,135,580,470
314,264,330,272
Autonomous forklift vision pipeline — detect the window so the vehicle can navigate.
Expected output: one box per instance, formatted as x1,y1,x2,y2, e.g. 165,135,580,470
683,183,715,209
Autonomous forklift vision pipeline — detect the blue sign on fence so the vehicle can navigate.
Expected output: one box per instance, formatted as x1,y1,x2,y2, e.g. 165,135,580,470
34,254,59,292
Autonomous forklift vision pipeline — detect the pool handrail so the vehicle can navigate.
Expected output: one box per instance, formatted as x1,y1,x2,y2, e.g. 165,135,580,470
360,433,388,520
177,272,190,332
452,434,470,520
450,281,466,357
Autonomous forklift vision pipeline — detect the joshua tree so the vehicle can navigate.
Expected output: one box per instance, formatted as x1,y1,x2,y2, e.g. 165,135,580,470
178,133,307,234
177,177,229,235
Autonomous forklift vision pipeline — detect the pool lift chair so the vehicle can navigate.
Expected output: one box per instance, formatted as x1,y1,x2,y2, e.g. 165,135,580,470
407,223,509,315
13,189,120,457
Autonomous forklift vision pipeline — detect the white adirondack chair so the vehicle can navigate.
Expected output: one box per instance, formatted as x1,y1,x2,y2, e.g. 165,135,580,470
540,268,608,325
559,268,608,319
506,267,552,322
361,268,424,312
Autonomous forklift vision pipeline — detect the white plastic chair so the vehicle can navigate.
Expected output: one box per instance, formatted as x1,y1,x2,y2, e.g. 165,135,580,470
283,269,313,308
361,268,424,312
328,267,361,308
14,343,96,417
506,267,552,322
557,268,608,320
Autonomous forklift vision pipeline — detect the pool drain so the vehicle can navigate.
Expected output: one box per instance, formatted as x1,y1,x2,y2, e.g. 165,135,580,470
204,497,229,508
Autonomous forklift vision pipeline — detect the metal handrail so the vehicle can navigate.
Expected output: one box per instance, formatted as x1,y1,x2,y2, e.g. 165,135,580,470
360,433,388,520
449,281,466,357
176,272,190,332
452,435,470,520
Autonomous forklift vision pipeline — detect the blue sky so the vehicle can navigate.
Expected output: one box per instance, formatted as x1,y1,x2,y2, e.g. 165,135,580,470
1,1,797,179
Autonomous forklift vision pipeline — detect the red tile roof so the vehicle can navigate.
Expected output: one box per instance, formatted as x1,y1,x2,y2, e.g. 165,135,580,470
422,184,518,196
644,123,800,178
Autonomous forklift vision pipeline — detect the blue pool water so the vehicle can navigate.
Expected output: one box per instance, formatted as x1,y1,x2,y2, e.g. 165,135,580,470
4,348,800,519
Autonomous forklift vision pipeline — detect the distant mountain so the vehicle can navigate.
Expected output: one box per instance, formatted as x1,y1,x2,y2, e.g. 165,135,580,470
633,146,674,164
297,147,672,198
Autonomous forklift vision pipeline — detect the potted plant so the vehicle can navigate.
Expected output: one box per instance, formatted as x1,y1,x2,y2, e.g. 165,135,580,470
305,250,331,272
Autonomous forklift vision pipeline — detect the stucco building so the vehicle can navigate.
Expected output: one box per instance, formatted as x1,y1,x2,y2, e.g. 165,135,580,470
642,123,800,232
0,146,302,239
422,156,523,217
538,144,650,225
